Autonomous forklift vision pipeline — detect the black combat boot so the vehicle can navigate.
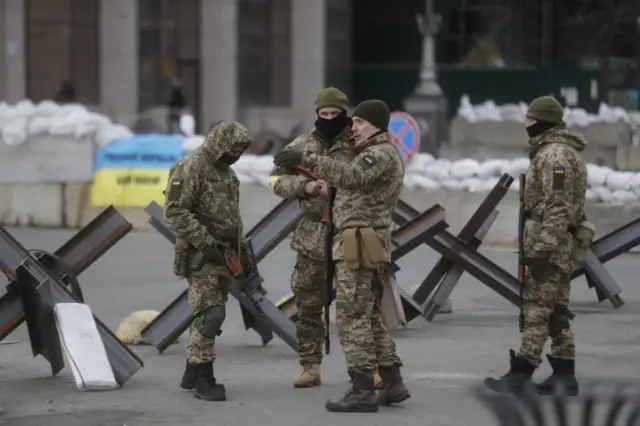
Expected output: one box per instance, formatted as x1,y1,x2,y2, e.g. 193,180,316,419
376,365,411,406
194,375,227,401
484,349,537,394
180,361,212,390
536,355,579,396
325,371,378,413
181,361,226,401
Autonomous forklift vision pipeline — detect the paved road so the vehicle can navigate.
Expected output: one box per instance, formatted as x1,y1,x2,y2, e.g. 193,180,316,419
1,227,639,426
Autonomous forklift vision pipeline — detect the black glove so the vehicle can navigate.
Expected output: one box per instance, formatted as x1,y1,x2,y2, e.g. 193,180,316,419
525,256,548,282
274,150,303,168
202,243,224,263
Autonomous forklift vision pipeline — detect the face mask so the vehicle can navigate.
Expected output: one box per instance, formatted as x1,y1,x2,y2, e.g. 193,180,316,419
526,120,556,138
219,155,240,165
315,112,350,142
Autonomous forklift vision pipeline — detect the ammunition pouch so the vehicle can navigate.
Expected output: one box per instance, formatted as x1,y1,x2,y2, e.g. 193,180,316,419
548,304,575,337
342,227,386,270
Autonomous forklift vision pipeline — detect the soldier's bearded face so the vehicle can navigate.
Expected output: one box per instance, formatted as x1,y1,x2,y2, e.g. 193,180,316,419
351,117,377,144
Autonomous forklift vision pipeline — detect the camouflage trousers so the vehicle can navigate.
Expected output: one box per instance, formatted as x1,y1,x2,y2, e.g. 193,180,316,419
186,268,230,364
518,263,574,366
334,260,402,374
291,253,325,365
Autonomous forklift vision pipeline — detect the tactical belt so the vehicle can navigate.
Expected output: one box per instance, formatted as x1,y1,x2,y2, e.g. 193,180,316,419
524,212,577,236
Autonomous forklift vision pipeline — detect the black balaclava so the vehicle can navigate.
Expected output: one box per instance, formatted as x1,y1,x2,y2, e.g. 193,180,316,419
219,154,241,166
526,119,556,139
315,111,351,143
219,145,247,166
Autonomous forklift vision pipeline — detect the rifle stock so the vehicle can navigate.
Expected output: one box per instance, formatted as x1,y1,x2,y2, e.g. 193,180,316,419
324,186,336,354
517,174,526,332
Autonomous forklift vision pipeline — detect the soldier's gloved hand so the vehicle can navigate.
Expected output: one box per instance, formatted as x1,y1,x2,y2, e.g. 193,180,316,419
525,256,548,282
274,150,303,168
239,246,255,276
202,243,224,264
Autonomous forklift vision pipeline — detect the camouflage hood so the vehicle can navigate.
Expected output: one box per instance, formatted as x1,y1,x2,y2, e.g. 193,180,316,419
200,121,252,162
529,122,587,154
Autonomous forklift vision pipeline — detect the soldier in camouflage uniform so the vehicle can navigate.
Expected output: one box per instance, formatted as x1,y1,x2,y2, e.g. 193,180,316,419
164,121,253,402
269,87,354,388
484,96,587,396
274,100,411,413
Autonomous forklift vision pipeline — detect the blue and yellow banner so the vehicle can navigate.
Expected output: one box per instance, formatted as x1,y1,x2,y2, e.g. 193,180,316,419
91,135,186,207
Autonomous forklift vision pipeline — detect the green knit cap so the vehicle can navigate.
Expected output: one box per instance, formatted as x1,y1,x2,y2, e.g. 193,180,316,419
352,100,390,131
315,87,348,111
526,96,564,124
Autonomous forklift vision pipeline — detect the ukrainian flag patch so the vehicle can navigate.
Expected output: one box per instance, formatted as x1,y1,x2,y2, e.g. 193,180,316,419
552,167,565,190
359,154,377,169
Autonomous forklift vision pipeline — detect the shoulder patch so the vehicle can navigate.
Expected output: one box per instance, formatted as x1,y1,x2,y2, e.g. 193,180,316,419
552,166,565,191
167,178,184,202
359,154,377,169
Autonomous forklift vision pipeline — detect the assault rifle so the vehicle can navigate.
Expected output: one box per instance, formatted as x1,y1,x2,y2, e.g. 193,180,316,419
517,174,526,332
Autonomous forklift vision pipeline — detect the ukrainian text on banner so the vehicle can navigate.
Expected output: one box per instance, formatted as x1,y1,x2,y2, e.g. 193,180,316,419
91,135,185,207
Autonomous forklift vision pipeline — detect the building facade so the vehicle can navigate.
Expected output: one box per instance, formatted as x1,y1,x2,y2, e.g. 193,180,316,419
0,0,351,132
4,0,636,133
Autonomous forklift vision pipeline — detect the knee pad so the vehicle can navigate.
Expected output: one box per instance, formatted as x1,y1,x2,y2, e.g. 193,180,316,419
548,305,574,338
199,305,226,339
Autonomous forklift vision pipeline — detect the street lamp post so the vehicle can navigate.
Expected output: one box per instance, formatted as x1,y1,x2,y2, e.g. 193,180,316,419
403,0,448,156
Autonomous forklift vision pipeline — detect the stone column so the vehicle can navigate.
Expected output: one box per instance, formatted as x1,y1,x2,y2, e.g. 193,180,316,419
290,0,326,126
0,0,26,103
99,0,138,125
200,0,238,128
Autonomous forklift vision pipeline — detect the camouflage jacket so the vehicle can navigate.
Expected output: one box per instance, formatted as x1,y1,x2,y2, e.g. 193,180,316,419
164,121,252,276
269,128,353,260
524,123,588,272
300,132,405,261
